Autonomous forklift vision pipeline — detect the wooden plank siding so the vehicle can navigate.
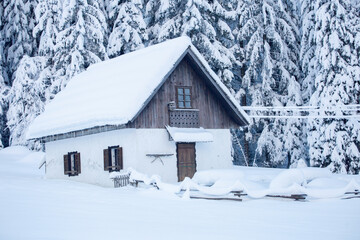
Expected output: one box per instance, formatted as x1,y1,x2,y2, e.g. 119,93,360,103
127,56,238,129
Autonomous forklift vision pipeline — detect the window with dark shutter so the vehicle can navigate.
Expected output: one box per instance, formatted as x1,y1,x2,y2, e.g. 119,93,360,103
64,154,69,175
176,86,192,109
75,153,81,174
104,146,123,172
63,152,81,176
103,148,109,171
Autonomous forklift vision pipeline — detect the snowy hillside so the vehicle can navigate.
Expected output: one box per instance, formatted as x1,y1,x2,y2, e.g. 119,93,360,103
0,0,359,172
1,146,360,240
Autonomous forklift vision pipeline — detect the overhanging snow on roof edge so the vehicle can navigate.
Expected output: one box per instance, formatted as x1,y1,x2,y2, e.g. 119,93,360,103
165,126,214,143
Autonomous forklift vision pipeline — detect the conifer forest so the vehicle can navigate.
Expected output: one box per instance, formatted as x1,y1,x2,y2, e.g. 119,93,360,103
0,0,359,173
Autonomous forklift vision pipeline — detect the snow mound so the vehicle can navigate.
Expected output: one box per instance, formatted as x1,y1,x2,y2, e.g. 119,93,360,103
127,166,360,200
192,169,245,185
0,146,45,177
269,167,332,190
0,145,31,157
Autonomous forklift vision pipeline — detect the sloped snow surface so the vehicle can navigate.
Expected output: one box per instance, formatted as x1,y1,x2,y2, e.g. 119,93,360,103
1,146,359,240
124,166,360,199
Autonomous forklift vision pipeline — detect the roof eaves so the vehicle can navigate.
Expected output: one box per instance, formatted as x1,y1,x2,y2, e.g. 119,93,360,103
29,124,126,142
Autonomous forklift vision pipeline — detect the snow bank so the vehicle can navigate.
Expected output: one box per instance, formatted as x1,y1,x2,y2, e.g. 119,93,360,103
192,169,245,184
126,166,360,200
0,145,31,157
1,145,359,240
269,167,332,189
0,146,45,165
0,146,45,177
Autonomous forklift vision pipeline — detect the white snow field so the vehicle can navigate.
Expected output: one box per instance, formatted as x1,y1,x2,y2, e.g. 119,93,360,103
1,146,360,240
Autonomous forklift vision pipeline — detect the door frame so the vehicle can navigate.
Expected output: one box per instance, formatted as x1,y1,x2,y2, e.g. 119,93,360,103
176,142,196,182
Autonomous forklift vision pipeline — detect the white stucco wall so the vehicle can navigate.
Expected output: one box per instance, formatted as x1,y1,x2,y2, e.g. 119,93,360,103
45,128,232,187
196,129,233,171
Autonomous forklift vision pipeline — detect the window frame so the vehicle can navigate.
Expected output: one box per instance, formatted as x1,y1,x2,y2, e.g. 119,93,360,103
104,145,123,172
64,151,81,176
176,86,192,109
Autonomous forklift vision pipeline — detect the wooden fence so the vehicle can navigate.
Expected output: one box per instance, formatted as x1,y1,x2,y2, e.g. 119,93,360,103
112,173,130,188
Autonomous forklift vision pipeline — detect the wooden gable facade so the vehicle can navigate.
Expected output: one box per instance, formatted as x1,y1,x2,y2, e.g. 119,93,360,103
127,54,242,129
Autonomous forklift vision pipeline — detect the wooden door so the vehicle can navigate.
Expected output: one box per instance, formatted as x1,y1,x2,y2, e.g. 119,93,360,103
177,143,196,182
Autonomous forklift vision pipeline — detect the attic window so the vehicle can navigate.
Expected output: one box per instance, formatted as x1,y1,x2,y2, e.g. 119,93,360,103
104,146,123,172
64,152,81,176
176,86,192,109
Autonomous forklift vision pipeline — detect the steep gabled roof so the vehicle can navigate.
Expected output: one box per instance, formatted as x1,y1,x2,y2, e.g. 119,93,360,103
27,37,250,140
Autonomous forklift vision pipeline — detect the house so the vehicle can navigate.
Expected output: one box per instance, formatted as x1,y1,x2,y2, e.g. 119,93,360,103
27,36,250,187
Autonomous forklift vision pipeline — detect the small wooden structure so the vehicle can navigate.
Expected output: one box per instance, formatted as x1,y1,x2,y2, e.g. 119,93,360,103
111,173,130,188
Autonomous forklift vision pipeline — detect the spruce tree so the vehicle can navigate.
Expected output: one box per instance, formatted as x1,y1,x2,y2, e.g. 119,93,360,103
33,0,59,98
3,0,37,83
53,0,108,90
300,0,316,104
235,0,303,167
6,56,50,148
107,0,148,58
147,0,238,85
0,2,10,148
33,0,58,57
308,0,360,173
6,0,61,148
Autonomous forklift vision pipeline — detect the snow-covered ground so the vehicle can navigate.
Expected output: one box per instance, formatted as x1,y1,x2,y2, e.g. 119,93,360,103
1,146,359,240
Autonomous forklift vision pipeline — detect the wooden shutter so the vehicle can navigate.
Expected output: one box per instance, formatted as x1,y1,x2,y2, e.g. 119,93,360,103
104,148,109,171
117,147,123,170
64,154,69,175
75,152,81,174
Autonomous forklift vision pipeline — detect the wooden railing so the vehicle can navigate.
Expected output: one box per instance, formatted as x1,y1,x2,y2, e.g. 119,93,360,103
169,109,200,128
111,173,130,188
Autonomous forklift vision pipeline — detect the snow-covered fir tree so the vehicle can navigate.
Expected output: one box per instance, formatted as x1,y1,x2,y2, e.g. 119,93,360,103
0,3,9,148
308,0,360,174
107,0,148,57
33,0,58,58
0,0,358,174
300,0,316,104
2,0,37,84
147,0,238,85
7,56,51,148
235,0,303,167
53,0,108,90
283,77,306,168
32,0,60,99
0,68,7,149
5,0,61,148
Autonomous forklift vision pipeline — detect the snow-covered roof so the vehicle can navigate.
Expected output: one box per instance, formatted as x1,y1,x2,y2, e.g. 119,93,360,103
27,36,250,140
165,126,213,142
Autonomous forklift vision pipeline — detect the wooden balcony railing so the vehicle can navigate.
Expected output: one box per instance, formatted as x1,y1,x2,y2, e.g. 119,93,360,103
169,109,200,128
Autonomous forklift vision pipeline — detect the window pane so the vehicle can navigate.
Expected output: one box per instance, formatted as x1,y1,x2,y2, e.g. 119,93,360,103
178,95,184,101
70,154,75,171
178,88,183,94
111,148,116,166
184,88,190,95
185,101,191,108
185,95,190,101
178,102,184,108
